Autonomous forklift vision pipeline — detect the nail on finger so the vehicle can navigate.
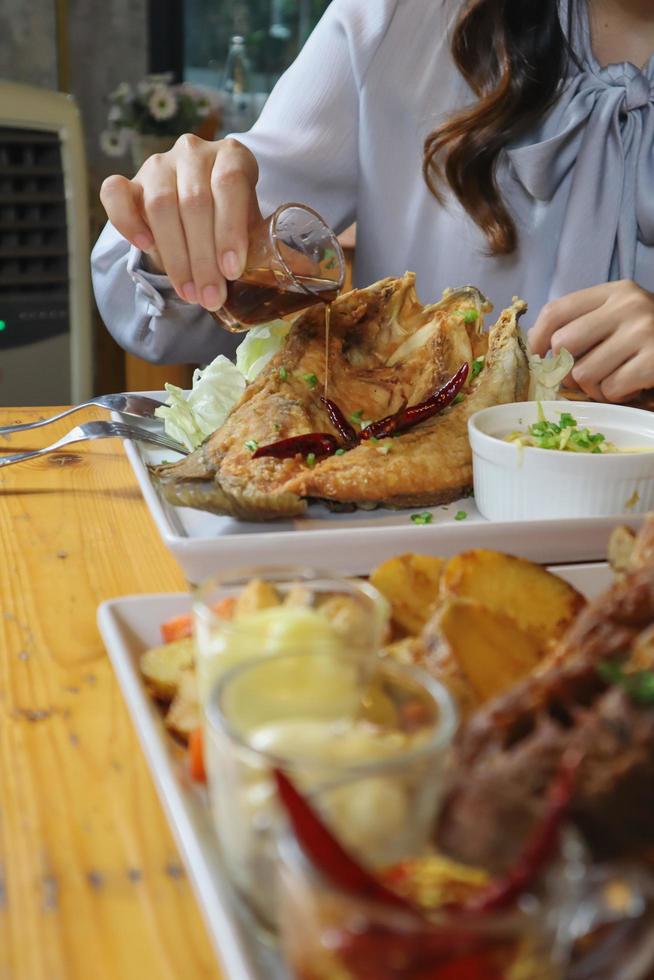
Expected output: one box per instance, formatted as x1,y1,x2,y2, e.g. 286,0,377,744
182,282,197,303
134,233,154,251
222,250,242,280
201,284,225,311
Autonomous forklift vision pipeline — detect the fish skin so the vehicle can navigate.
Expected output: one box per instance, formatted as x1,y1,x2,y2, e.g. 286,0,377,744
152,274,527,519
286,296,529,507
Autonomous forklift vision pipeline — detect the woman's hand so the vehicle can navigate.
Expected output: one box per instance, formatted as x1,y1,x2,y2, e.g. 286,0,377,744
529,280,654,402
99,135,261,311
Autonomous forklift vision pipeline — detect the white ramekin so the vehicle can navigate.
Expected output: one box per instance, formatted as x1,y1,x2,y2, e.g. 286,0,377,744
468,401,654,521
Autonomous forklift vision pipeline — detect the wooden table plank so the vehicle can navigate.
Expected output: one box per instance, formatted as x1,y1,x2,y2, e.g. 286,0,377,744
0,407,221,980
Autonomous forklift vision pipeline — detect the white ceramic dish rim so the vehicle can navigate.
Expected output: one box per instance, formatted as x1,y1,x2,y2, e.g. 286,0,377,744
469,400,654,465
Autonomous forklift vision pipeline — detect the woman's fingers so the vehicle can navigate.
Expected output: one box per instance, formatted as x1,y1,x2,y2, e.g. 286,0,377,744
176,136,225,308
599,356,646,403
598,324,654,402
527,281,654,403
529,283,615,357
138,154,192,300
100,136,261,309
211,139,261,282
570,333,634,402
99,174,154,251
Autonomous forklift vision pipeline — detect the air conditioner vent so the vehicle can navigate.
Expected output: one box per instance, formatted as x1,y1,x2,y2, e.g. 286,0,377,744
0,128,68,301
0,126,69,351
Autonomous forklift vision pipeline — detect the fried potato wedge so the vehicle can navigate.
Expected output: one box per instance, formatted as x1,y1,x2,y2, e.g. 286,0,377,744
370,554,445,636
440,550,585,643
165,669,201,742
140,636,195,701
234,578,281,619
427,598,544,708
383,636,429,667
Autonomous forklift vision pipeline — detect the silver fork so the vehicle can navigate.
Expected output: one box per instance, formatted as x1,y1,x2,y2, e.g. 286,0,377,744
0,419,188,468
0,393,165,435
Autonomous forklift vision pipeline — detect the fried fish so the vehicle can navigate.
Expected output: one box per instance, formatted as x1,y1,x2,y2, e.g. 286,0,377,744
153,273,529,520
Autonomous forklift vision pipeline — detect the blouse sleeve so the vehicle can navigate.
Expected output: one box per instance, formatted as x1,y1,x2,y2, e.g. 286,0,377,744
90,0,400,365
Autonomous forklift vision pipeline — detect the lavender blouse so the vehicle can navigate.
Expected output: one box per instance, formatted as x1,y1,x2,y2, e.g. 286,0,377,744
91,0,654,363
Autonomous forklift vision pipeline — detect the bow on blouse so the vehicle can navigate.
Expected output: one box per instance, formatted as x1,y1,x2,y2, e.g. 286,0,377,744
506,60,654,297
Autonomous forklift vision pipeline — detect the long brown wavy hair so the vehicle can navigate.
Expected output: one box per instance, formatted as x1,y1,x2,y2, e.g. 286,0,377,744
424,0,579,255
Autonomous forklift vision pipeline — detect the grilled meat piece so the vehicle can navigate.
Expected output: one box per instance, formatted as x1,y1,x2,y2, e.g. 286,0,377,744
437,564,654,873
153,273,529,520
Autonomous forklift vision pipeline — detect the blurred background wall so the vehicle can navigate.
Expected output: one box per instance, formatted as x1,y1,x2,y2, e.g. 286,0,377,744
0,0,148,392
0,0,331,395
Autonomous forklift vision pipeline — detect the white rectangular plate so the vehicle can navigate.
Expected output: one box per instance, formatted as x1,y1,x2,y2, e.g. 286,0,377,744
97,591,286,980
98,562,614,979
120,394,644,583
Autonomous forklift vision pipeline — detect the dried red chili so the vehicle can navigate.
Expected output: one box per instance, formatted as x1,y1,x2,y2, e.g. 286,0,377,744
397,362,469,430
252,433,340,460
321,396,358,444
275,751,578,918
360,363,469,441
358,399,408,441
274,769,419,911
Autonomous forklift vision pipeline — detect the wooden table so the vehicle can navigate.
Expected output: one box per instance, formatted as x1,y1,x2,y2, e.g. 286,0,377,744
0,406,221,980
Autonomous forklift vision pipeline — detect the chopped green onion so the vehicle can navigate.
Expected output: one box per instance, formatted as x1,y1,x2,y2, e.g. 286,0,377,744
369,436,379,445
471,356,485,380
505,408,618,454
453,393,465,405
305,452,317,467
350,409,364,423
244,440,258,452
278,366,288,381
597,660,654,704
302,373,318,389
376,443,392,455
334,448,346,456
456,309,479,324
411,512,433,525
455,510,468,521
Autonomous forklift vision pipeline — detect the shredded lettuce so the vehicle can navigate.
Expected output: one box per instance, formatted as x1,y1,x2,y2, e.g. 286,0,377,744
155,355,246,451
155,321,290,451
527,347,574,401
235,320,291,381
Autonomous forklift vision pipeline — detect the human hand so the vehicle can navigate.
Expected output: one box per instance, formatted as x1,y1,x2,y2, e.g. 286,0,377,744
99,135,261,311
529,280,654,402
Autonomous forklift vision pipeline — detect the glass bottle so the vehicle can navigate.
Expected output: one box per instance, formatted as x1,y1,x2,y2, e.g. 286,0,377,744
221,35,255,136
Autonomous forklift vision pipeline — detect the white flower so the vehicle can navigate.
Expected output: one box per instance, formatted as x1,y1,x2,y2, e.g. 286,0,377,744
148,86,178,121
110,81,132,102
100,128,129,157
108,104,123,123
194,96,212,118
